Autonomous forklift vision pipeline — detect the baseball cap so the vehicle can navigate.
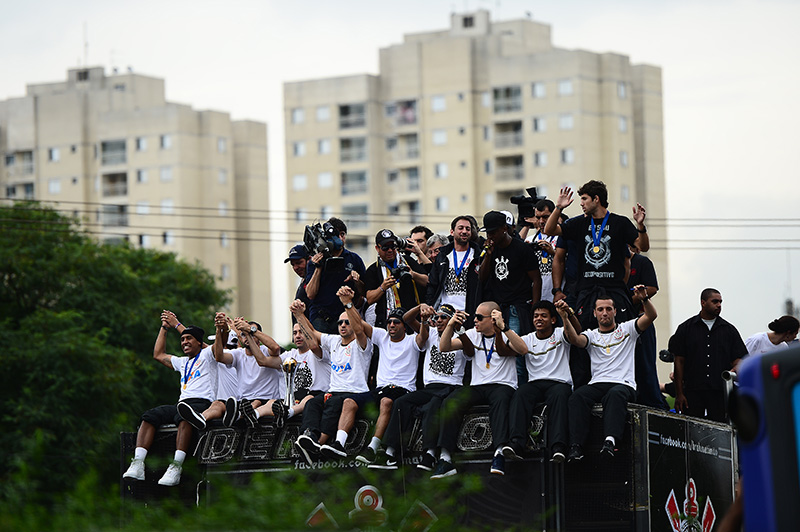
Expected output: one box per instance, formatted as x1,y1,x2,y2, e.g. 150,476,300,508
387,307,406,322
500,210,515,227
375,229,397,246
479,211,507,232
284,244,309,263
180,325,205,343
438,304,456,318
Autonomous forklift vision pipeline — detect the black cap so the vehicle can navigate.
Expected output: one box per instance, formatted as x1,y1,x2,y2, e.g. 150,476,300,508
180,326,205,344
284,244,309,263
438,304,456,318
479,211,506,232
375,229,396,246
387,307,406,322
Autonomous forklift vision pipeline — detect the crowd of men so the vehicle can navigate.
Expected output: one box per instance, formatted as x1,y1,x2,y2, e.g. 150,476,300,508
123,179,799,486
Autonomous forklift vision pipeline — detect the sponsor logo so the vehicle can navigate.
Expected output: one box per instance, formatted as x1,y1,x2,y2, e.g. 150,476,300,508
665,478,715,532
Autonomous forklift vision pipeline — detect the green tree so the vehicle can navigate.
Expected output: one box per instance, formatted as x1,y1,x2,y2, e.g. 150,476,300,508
0,202,229,506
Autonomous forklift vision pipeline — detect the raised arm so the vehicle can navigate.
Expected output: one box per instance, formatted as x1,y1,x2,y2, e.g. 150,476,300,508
440,310,474,357
551,246,567,302
291,299,322,346
415,304,433,349
491,309,528,355
338,286,371,349
153,314,174,369
232,316,281,357
544,187,573,236
632,284,657,331
304,253,324,300
240,330,281,369
632,203,650,252
555,300,587,348
212,312,234,365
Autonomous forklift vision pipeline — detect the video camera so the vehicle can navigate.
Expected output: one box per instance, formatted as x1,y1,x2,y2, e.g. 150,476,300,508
509,186,546,227
303,221,345,273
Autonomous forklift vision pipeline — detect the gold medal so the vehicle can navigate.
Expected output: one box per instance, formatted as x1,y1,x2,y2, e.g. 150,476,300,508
486,363,491,369
542,257,548,264
183,383,187,390
593,246,600,253
605,346,610,354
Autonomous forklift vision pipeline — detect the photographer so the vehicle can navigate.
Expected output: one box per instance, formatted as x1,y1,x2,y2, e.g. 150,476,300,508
304,219,366,334
364,229,428,328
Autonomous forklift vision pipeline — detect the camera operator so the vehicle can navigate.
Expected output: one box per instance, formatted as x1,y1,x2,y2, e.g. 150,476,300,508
364,229,428,328
305,219,366,334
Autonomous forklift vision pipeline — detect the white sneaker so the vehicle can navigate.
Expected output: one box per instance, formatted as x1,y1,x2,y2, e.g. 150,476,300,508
123,458,145,481
157,462,182,486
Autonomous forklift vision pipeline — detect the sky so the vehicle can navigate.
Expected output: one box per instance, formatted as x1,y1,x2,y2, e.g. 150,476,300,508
2,0,799,347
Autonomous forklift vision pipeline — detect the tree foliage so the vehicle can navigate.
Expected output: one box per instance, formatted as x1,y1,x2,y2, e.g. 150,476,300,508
0,202,229,505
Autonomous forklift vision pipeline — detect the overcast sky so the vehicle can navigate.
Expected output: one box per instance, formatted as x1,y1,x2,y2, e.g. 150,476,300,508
2,0,799,346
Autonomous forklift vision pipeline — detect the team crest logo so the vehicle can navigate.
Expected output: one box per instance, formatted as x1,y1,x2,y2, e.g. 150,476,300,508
494,256,510,280
584,233,612,269
665,478,715,532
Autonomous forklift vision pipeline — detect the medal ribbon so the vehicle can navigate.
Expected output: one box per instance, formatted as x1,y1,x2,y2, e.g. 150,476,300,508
183,355,199,390
590,211,611,250
482,335,496,367
536,231,549,258
452,248,471,278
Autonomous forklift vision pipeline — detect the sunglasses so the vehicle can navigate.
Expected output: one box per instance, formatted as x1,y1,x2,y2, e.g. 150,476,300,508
380,244,397,251
435,314,449,321
474,314,488,321
337,319,350,326
387,318,403,325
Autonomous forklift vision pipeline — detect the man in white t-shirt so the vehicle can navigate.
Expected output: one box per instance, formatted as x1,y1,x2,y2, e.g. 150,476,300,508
369,303,467,470
498,300,579,463
353,304,428,465
293,286,375,465
123,318,218,487
561,285,656,461
430,301,517,478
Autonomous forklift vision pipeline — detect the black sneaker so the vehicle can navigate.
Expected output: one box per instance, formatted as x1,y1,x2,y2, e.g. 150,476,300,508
368,451,398,470
356,446,377,464
295,433,320,466
502,444,523,461
600,440,616,458
550,443,567,464
320,441,347,460
417,452,436,471
430,459,457,479
223,397,238,427
177,401,206,430
271,401,286,429
240,398,258,428
490,454,505,475
568,444,584,462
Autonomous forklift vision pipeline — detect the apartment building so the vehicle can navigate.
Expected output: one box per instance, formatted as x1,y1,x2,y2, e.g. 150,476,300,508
284,9,669,337
0,67,271,327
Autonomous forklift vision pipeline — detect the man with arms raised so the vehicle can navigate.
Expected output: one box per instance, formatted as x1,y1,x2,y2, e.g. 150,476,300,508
561,285,656,460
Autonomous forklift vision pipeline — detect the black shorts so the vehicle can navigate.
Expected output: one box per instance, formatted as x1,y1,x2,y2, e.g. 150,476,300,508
376,385,410,402
141,398,211,427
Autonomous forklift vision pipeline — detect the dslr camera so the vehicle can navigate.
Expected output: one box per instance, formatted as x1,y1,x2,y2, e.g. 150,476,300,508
389,264,412,283
510,186,546,227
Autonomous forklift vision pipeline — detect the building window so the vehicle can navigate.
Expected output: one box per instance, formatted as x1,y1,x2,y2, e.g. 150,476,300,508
47,178,61,194
159,166,173,182
431,95,446,112
408,200,420,223
318,172,333,188
221,264,231,280
387,170,399,183
533,117,546,132
396,100,417,125
340,137,367,162
23,183,34,199
101,140,126,165
561,148,575,165
434,163,448,179
459,127,466,135
484,193,495,208
71,177,78,185
160,199,174,214
388,204,399,216
218,169,227,184
432,129,447,146
534,151,548,167
385,137,397,151
292,174,308,191
339,103,366,129
136,201,150,215
558,114,574,130
316,106,330,122
558,79,573,96
341,204,368,228
619,116,628,133
71,145,77,153
618,82,627,99
139,234,151,248
6,186,17,198
493,85,522,113
102,172,128,197
407,167,420,191
217,137,227,153
436,196,449,212
137,169,148,183
114,84,126,92
481,92,491,107
385,103,397,117
291,108,305,124
220,232,230,248
293,141,306,157
161,231,174,246
484,160,492,174
136,137,147,151
620,150,629,168
77,70,89,81
160,134,171,149
218,201,228,216
48,148,60,162
621,184,630,202
315,138,331,155
321,205,333,219
532,82,546,99
294,209,308,223
341,171,368,195
483,126,490,141
101,204,128,227
463,15,474,28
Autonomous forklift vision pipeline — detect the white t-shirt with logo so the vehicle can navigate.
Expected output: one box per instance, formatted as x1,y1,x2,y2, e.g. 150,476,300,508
372,328,420,392
520,327,573,386
745,331,789,356
441,248,474,311
421,327,466,386
281,347,331,393
460,328,516,389
226,345,282,400
583,319,640,389
217,363,239,401
172,346,219,402
321,333,373,393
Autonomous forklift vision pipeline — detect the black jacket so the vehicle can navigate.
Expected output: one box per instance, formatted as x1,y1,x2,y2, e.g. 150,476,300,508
425,241,482,315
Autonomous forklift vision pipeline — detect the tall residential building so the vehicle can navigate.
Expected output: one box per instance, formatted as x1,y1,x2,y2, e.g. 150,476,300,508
0,67,272,328
284,9,669,335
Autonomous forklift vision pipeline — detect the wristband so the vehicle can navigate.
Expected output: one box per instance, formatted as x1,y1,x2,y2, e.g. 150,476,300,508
502,325,510,333
161,325,169,330
175,322,182,329
637,226,647,233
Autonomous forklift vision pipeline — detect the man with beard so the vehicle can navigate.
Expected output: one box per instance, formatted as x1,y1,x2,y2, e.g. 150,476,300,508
425,215,482,317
